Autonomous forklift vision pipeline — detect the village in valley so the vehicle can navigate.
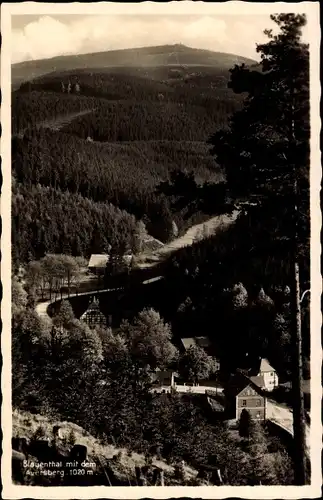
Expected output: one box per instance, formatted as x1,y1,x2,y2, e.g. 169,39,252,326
9,8,313,488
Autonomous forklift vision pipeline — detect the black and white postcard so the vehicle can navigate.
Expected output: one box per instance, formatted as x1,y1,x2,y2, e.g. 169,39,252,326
1,1,321,498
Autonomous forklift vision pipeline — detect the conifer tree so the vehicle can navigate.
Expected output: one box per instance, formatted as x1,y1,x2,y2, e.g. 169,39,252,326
209,14,309,484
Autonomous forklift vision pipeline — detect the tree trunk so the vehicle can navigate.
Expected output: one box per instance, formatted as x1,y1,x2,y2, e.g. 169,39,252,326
289,79,307,485
290,259,307,485
67,272,71,297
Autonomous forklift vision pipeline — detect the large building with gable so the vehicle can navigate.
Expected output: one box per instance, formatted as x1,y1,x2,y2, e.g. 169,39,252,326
80,297,107,329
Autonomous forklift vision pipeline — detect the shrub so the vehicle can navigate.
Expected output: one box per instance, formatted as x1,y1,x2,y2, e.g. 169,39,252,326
68,429,76,446
33,425,46,440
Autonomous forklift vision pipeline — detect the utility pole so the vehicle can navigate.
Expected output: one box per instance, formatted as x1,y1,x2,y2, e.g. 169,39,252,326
289,78,307,485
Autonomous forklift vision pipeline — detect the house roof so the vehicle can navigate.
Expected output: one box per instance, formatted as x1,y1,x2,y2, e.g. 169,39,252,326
181,336,211,350
249,375,265,388
259,358,275,373
226,371,265,398
248,357,276,377
181,338,195,350
88,254,109,268
88,253,132,268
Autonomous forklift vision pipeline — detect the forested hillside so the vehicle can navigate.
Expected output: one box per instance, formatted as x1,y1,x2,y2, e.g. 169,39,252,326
162,205,310,381
12,183,141,265
12,45,247,268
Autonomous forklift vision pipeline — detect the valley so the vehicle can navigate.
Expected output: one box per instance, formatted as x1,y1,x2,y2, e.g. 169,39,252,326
11,25,311,487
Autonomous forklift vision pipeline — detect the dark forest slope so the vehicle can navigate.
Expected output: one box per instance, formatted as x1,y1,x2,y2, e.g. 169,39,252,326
12,45,251,266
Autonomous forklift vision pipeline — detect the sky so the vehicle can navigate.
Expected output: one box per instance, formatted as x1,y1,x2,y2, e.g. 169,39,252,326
11,14,278,64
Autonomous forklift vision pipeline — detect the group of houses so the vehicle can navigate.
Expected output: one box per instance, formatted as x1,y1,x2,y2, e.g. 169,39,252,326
226,361,279,421
152,350,279,423
80,295,279,424
84,254,280,423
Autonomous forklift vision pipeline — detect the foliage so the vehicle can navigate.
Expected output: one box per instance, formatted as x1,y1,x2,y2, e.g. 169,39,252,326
12,184,140,268
25,254,87,300
120,308,178,370
239,409,252,438
11,34,300,485
52,300,75,329
163,209,310,378
33,425,46,440
208,13,309,256
12,57,239,267
12,276,28,316
245,421,294,485
12,276,293,484
162,15,310,381
232,282,248,310
12,129,225,263
67,428,76,446
178,345,217,384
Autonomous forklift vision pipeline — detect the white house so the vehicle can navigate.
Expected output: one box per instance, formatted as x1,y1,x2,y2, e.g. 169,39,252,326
257,358,279,391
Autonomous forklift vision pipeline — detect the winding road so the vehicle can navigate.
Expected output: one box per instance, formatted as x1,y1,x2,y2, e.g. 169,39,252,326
266,399,311,456
35,277,164,324
157,210,239,255
35,210,239,323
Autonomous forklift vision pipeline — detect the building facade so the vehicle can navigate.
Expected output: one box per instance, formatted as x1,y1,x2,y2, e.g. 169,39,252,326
225,371,267,421
236,383,266,421
80,297,107,329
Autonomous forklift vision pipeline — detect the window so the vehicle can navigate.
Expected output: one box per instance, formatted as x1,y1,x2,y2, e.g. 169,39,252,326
256,399,261,407
242,399,247,406
256,412,261,418
271,372,274,376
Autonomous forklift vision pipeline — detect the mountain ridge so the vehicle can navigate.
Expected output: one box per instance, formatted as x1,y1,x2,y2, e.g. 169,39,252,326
12,44,257,86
